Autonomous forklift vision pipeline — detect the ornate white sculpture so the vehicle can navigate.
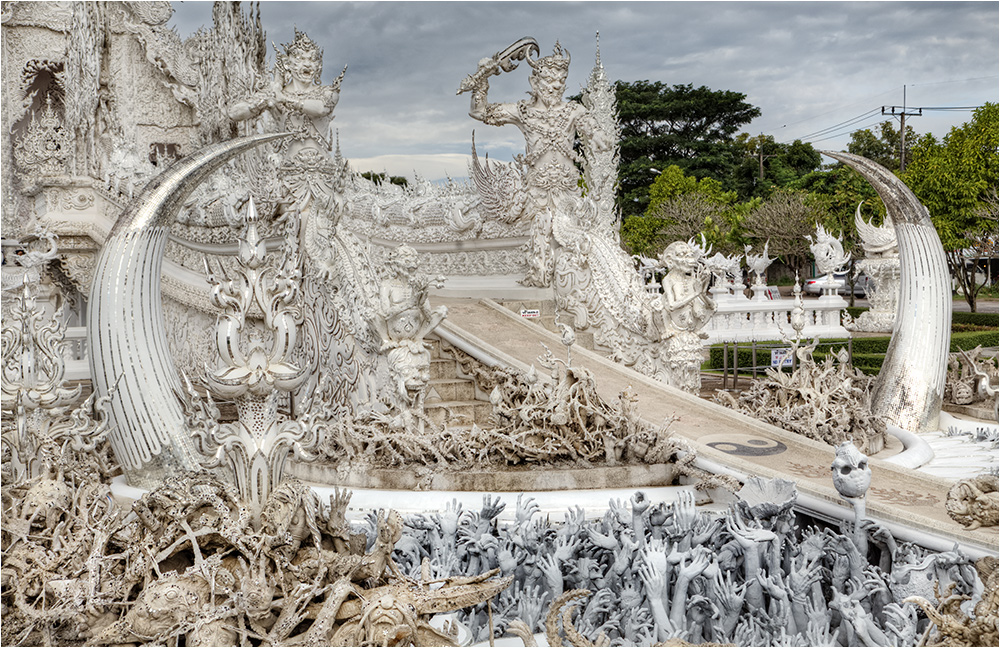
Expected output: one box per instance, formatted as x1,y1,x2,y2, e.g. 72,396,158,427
372,244,447,423
715,338,888,454
823,151,952,434
831,441,873,555
651,241,717,389
744,240,774,299
194,198,318,516
87,134,287,488
806,223,851,295
1,277,111,483
848,203,900,332
230,28,346,214
944,346,999,417
462,38,610,288
462,37,713,392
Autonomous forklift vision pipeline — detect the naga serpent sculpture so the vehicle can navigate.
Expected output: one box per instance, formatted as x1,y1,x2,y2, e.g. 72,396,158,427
821,151,951,433
88,134,289,488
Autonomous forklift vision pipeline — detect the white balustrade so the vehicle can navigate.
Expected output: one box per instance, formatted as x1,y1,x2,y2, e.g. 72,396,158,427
64,326,90,380
703,294,850,344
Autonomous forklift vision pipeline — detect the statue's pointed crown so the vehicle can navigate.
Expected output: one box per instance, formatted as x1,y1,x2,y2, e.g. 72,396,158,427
530,41,570,80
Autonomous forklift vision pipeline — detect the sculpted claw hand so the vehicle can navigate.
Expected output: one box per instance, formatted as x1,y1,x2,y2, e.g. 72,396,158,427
676,548,711,581
438,498,464,539
515,494,540,526
726,507,776,548
479,494,505,522
552,534,579,562
608,498,631,527
564,506,586,536
586,526,618,551
517,583,548,631
671,491,698,531
638,560,666,599
631,491,651,515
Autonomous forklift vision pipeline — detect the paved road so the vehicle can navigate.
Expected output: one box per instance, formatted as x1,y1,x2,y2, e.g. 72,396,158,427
435,296,998,556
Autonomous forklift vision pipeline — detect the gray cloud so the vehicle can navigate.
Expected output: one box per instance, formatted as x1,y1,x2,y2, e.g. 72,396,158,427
170,1,998,179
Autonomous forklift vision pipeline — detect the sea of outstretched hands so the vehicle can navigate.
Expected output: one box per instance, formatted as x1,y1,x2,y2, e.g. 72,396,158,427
350,488,978,646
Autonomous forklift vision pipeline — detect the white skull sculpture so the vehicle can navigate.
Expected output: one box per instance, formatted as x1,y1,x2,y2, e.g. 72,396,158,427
831,441,871,499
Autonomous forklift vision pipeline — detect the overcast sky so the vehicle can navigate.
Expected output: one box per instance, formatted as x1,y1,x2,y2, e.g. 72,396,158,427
169,1,999,181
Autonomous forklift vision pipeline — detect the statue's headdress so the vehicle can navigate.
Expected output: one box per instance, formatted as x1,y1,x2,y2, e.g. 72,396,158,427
275,29,323,85
527,41,570,82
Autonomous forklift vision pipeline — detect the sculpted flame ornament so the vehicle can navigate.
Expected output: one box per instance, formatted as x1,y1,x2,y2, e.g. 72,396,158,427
849,203,900,332
806,223,851,284
194,198,318,517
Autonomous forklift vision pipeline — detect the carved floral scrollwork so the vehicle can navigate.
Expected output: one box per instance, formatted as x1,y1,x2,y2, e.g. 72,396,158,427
13,96,71,178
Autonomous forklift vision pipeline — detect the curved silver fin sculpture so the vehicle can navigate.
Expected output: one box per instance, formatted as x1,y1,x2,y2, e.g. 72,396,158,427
822,151,951,433
88,134,289,488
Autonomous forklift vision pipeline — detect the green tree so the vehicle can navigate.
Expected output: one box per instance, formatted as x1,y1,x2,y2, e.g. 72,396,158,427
622,165,748,257
360,171,408,187
741,189,825,279
731,135,822,199
847,120,918,172
902,103,999,311
646,164,736,215
616,81,761,216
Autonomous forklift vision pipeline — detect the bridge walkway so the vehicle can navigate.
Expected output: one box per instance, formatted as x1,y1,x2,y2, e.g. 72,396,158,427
434,297,997,557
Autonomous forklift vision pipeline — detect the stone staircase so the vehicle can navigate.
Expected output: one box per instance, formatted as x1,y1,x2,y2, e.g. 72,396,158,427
496,299,595,350
424,337,493,427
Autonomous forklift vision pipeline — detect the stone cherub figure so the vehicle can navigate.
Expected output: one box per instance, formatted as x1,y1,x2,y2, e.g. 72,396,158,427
461,38,610,287
372,244,447,417
650,240,716,390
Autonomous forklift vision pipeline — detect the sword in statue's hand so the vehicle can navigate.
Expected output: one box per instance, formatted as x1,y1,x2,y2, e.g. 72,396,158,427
457,37,540,94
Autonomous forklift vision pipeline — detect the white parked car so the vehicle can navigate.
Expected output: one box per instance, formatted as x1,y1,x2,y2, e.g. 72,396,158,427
802,271,871,297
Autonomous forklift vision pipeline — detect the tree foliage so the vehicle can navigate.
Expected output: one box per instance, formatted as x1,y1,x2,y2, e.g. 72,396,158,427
741,189,825,278
360,171,408,187
847,120,918,172
622,164,744,257
902,103,999,311
616,81,760,215
730,135,822,199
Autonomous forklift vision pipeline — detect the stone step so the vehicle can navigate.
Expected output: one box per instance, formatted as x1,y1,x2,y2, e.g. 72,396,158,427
430,358,458,380
425,378,476,403
424,400,493,427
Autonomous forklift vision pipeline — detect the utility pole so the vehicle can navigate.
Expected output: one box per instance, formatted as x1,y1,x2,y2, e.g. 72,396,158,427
882,85,922,172
756,133,777,181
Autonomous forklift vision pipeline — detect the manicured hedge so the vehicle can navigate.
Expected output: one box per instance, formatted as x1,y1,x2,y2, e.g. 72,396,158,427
950,330,999,352
707,330,997,375
953,311,999,327
846,307,997,329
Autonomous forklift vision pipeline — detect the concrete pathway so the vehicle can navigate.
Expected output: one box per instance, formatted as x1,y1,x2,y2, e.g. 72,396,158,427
434,297,998,557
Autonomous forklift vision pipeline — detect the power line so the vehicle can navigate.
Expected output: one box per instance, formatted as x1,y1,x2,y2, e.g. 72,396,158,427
791,109,882,142
803,119,886,145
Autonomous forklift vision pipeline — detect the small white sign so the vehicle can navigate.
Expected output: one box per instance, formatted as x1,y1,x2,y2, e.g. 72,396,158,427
771,348,794,368
519,308,541,318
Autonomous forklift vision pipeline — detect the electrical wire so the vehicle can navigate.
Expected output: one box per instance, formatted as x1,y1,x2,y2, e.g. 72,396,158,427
803,119,887,145
792,109,882,142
